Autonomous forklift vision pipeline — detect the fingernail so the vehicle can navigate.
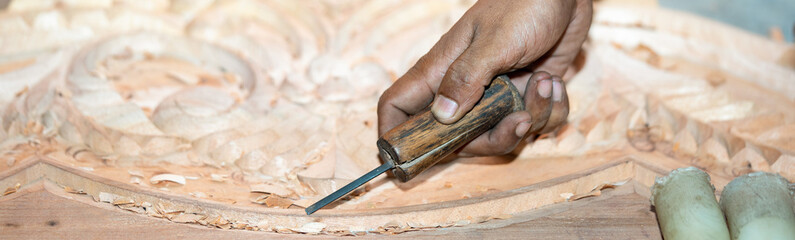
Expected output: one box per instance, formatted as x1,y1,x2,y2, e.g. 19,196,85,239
552,81,563,102
432,95,458,121
537,79,552,98
515,121,532,138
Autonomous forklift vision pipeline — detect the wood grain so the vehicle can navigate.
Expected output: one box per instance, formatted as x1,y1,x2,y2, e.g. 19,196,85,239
0,180,661,239
0,1,793,237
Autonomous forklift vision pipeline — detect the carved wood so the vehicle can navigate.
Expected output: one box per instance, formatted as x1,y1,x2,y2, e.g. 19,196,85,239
0,0,793,236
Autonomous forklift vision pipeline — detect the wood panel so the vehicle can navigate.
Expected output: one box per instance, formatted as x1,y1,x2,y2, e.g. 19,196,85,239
1,180,660,239
0,0,793,237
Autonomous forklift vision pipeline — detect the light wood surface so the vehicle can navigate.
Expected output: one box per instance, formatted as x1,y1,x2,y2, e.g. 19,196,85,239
0,0,793,237
1,180,661,239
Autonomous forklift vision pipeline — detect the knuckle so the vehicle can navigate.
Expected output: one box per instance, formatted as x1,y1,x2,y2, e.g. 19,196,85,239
376,89,393,108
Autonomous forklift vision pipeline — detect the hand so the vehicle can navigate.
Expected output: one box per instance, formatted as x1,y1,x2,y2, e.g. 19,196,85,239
378,0,592,156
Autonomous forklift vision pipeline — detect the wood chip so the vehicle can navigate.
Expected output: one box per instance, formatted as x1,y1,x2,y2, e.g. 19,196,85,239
560,192,574,199
567,179,629,201
78,166,94,171
130,176,142,185
232,223,248,229
210,174,227,182
264,195,294,208
112,197,135,206
98,192,117,203
209,216,228,226
250,183,293,197
453,220,471,227
298,222,326,234
118,205,145,214
64,186,86,194
150,174,186,185
3,183,21,196
156,202,182,214
127,170,144,177
145,207,162,218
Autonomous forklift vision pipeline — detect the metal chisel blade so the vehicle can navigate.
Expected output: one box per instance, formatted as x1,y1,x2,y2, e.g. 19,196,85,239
305,161,394,215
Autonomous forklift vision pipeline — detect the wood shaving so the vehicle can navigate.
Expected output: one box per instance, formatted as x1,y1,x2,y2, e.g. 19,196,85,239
232,223,249,229
64,186,86,194
130,176,142,185
78,166,95,171
3,183,21,196
127,170,144,177
145,207,162,218
264,195,294,208
209,216,229,226
297,222,326,234
560,192,574,199
250,183,293,197
150,174,186,185
118,205,145,214
567,179,629,201
156,202,182,214
98,192,117,203
112,197,135,206
453,220,471,227
210,174,227,182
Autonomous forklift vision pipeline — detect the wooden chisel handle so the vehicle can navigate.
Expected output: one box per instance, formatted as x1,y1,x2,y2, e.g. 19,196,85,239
377,75,524,182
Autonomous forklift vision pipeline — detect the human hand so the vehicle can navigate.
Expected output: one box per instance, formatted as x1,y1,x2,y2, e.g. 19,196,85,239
377,0,592,156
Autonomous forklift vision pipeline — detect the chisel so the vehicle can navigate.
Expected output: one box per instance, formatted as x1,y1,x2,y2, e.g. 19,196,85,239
305,75,524,215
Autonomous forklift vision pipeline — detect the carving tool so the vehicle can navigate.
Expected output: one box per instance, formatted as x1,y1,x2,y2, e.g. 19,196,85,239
305,75,524,215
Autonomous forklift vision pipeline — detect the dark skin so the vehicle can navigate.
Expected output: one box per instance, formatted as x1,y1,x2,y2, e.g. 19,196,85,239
378,0,592,156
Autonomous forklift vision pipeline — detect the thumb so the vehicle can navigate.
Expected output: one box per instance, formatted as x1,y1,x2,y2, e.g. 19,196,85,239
431,39,510,124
